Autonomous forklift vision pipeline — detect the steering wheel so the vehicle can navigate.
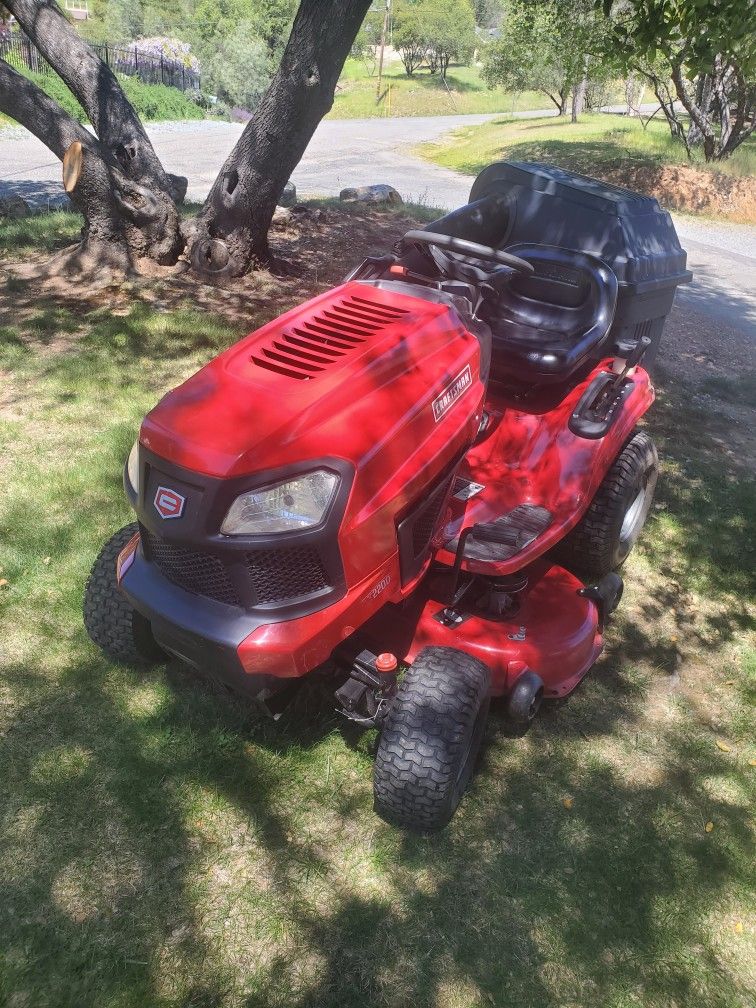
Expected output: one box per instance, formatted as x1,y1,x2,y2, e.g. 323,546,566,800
401,230,535,275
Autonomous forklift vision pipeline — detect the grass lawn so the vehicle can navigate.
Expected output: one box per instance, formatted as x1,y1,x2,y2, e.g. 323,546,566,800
418,112,756,178
330,57,547,119
1,207,754,1008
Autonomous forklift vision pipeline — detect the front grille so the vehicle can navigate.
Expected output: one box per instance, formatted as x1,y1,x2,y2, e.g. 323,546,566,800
143,532,330,609
144,532,241,607
245,546,329,604
397,465,459,584
411,484,452,557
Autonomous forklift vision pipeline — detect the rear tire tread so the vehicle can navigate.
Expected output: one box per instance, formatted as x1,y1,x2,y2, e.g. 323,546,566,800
554,430,658,581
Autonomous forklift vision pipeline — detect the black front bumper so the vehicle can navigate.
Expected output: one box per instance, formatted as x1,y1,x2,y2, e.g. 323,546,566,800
120,545,282,699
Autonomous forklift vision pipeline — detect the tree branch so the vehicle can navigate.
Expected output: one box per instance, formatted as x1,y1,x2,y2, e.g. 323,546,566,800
5,0,179,198
670,57,715,158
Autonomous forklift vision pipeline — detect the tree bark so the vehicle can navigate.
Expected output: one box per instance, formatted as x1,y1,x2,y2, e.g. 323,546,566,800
185,0,372,279
5,0,184,261
0,59,181,269
544,90,567,115
571,70,588,123
0,60,129,265
634,62,691,155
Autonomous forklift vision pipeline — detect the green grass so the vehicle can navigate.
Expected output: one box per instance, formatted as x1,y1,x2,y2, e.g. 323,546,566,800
0,209,84,256
418,112,756,180
330,58,546,119
2,58,203,124
0,209,754,1007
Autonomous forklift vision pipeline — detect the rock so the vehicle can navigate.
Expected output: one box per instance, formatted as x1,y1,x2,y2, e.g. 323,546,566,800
272,206,291,225
290,203,326,222
339,184,403,206
278,181,297,208
0,196,30,219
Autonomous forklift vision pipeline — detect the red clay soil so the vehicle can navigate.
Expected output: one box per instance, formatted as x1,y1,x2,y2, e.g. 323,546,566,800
596,163,756,223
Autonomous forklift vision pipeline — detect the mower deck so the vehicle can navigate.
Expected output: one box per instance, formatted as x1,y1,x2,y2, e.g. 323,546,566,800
359,559,603,698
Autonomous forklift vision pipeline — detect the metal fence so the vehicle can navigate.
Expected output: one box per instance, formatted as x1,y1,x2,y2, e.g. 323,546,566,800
0,32,201,92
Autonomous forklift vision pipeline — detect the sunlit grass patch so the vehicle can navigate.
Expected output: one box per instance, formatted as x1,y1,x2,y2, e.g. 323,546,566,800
418,113,756,180
331,58,548,119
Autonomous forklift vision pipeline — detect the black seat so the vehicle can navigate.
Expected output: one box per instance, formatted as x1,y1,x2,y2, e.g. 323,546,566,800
484,244,618,385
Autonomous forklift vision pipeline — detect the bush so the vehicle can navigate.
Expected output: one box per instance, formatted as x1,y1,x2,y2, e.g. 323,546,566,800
18,68,87,123
202,21,271,111
116,76,204,120
14,65,203,124
127,37,200,73
186,88,213,110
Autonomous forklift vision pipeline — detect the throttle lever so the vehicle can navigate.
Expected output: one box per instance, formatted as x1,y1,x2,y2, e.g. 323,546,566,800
611,335,651,392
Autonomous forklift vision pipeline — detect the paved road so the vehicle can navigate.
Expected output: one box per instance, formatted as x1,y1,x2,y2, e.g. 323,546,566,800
2,111,754,335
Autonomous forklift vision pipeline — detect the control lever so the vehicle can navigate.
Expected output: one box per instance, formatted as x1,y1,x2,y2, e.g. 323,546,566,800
596,335,651,412
610,335,651,392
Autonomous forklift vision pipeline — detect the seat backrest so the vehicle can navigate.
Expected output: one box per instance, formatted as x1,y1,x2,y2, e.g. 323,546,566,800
498,244,618,338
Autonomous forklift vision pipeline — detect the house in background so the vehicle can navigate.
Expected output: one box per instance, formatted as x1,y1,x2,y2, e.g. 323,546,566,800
63,0,89,20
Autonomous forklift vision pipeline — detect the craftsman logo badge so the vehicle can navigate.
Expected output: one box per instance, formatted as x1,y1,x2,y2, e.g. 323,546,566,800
432,365,472,422
154,486,185,519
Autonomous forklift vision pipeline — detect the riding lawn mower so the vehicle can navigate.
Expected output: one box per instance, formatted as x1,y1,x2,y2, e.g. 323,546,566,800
84,162,692,832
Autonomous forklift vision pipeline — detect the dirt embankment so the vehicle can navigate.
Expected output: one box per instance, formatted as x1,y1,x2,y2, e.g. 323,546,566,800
596,162,756,223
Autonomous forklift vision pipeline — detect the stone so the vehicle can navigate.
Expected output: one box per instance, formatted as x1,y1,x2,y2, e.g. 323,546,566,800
339,184,403,206
278,181,297,208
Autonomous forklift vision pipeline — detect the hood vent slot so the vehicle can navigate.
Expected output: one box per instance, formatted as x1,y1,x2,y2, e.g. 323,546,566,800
252,294,409,381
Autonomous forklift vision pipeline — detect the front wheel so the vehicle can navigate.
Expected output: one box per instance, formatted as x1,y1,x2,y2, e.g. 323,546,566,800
373,646,490,833
83,524,164,666
554,430,658,581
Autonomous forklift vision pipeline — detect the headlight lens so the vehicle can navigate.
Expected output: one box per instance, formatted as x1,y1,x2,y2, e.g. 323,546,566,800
127,440,140,493
221,470,339,535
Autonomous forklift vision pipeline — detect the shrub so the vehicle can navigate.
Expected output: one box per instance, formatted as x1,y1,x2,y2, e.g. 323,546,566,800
116,75,204,120
127,37,201,73
186,88,213,110
18,68,87,123
16,67,203,124
202,21,270,111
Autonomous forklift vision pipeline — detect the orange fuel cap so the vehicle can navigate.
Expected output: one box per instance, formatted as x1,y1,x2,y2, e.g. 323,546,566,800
375,652,398,673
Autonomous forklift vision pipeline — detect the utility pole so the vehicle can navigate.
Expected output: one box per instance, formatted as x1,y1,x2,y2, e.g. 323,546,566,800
376,0,391,103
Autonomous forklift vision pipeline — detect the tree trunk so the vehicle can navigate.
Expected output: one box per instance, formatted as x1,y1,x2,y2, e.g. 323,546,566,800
185,0,372,279
571,71,588,123
625,73,636,116
5,0,184,262
545,91,567,115
0,60,133,269
634,62,691,156
671,60,718,160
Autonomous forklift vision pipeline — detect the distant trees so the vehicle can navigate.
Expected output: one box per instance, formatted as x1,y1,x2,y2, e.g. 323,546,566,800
483,0,614,117
394,1,427,76
200,20,270,110
606,0,756,160
393,0,477,80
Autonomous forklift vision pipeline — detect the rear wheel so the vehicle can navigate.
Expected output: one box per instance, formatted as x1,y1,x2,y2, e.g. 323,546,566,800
83,524,163,666
554,430,658,581
373,646,490,833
